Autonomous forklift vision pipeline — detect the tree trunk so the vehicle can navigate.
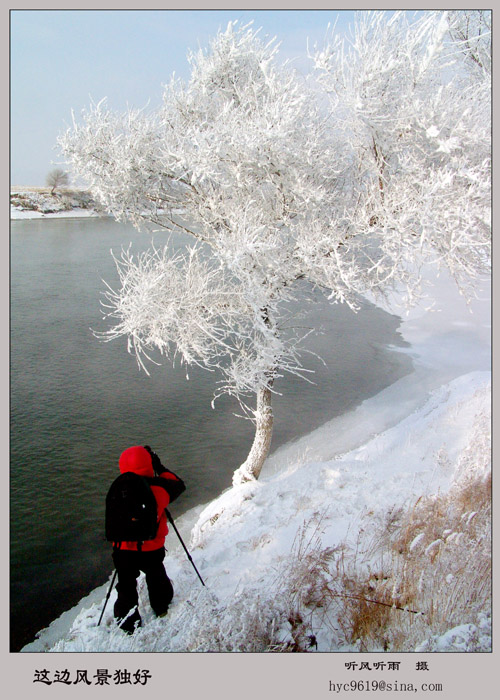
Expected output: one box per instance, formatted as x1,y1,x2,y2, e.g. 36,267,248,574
232,383,274,486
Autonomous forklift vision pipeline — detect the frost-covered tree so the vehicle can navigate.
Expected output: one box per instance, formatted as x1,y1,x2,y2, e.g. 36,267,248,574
59,15,490,486
46,167,70,194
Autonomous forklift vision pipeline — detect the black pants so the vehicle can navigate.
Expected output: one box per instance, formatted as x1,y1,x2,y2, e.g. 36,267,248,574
112,547,173,633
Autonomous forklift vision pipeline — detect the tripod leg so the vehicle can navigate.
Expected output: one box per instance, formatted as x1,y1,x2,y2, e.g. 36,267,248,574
165,509,206,587
98,569,118,626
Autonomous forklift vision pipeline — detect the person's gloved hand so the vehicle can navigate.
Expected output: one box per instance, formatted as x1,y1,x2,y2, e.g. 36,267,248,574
144,445,166,475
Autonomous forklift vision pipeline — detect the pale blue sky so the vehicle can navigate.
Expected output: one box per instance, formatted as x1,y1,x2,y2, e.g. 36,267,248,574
11,9,359,186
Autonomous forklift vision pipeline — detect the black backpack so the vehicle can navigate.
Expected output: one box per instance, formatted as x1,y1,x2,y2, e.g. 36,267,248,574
105,472,159,548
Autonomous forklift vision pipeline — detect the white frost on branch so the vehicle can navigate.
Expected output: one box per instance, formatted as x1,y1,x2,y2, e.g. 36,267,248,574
310,10,490,304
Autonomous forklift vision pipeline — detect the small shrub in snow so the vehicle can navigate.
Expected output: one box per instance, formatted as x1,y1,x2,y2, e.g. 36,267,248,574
271,513,340,651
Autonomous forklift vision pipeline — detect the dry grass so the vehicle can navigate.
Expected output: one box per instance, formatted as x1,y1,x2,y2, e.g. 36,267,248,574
270,471,491,652
337,469,491,651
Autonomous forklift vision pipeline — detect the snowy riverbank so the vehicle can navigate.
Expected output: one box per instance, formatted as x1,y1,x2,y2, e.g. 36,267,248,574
10,188,102,219
21,265,491,653
11,207,100,220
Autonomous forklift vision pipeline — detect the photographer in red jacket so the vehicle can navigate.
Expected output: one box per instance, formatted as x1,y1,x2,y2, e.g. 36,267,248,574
111,445,185,634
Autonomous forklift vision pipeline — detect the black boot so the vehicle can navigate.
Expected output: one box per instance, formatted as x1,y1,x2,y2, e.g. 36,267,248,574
117,607,142,635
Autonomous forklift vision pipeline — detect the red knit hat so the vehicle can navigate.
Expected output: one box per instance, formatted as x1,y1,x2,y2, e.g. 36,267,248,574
119,445,154,477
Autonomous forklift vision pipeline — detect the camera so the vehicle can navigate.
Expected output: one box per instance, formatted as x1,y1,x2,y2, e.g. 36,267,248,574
143,445,165,475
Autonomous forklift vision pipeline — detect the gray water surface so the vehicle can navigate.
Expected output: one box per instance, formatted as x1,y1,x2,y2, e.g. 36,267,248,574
10,216,412,651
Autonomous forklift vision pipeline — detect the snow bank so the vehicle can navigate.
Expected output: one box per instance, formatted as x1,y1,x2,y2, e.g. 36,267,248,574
21,266,490,652
11,207,100,219
10,189,101,219
415,614,492,653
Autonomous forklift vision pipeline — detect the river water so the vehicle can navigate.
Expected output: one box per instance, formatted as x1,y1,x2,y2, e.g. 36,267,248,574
10,215,412,651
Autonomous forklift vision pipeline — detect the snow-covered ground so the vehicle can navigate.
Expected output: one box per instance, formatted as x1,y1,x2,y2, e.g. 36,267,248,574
10,189,101,219
21,262,490,653
11,207,99,219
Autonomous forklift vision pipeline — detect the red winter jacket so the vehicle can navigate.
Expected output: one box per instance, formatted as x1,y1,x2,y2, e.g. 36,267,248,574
116,445,186,552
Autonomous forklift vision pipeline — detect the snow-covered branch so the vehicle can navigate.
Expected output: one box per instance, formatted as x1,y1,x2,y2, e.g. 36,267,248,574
310,10,490,302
